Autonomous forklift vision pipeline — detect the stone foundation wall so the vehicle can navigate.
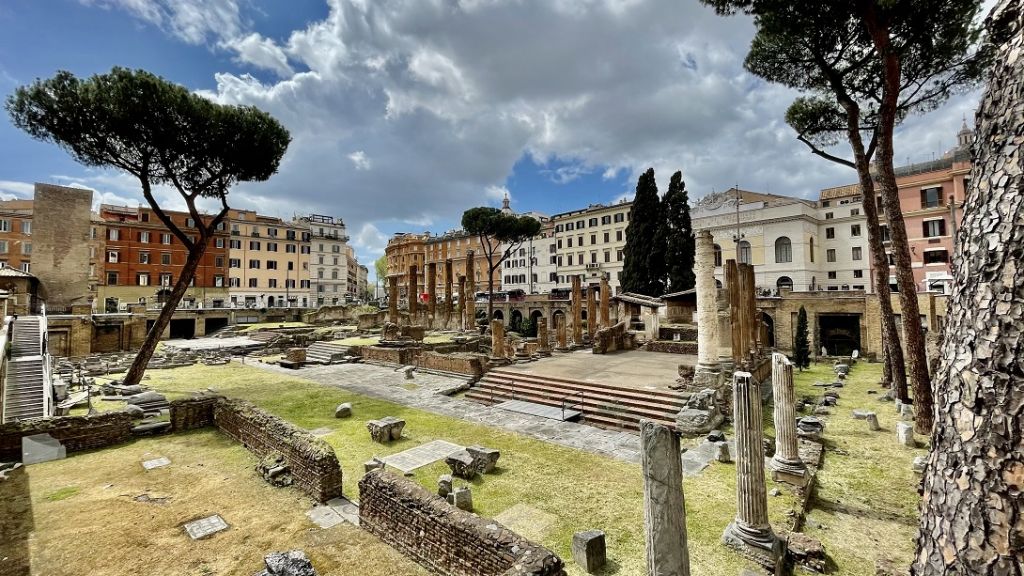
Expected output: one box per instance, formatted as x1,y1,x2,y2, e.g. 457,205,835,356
593,321,635,355
361,345,422,365
0,411,133,460
644,341,699,355
658,325,698,341
416,352,486,377
359,470,566,576
169,396,221,432
213,399,343,502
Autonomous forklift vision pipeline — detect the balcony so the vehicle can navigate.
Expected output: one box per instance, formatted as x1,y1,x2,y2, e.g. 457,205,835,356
585,263,602,270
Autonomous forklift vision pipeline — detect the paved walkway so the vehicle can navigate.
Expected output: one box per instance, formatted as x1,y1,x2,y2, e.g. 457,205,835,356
248,360,645,463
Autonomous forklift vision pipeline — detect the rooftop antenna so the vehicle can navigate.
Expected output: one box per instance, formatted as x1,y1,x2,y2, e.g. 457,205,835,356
733,183,744,245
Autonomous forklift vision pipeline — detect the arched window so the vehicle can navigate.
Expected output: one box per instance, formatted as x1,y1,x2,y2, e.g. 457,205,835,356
738,240,752,264
715,279,723,289
713,244,722,267
775,237,792,263
777,276,793,291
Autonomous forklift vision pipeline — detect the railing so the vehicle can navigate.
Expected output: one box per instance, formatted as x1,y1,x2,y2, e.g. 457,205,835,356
561,390,584,421
41,303,54,418
0,316,10,423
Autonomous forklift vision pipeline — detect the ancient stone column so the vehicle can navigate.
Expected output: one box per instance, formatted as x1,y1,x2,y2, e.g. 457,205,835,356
723,371,781,568
586,283,597,339
736,263,751,361
408,265,419,318
538,317,549,350
457,275,467,331
388,276,399,324
726,260,743,364
599,276,611,328
444,259,453,328
491,319,505,359
426,262,437,328
769,353,807,484
556,314,568,350
571,275,583,345
465,251,477,331
743,264,758,355
640,420,691,576
695,231,721,385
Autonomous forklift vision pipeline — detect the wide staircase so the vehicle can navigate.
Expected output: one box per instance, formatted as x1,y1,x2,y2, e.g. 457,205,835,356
466,368,687,431
3,316,51,422
306,341,351,364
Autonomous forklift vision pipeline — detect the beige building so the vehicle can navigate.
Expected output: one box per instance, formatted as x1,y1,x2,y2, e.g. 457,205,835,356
227,209,310,308
550,200,633,294
302,214,350,306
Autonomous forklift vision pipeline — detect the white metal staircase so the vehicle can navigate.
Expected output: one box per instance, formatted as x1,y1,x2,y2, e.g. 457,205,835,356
2,313,53,422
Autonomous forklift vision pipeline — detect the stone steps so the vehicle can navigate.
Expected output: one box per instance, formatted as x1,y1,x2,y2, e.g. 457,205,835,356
488,369,688,404
306,342,351,364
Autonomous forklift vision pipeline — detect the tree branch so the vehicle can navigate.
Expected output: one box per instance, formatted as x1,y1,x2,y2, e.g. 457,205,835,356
796,134,857,168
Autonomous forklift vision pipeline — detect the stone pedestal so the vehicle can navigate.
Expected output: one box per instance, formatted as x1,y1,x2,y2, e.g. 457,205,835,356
537,317,551,354
571,275,584,345
695,231,721,382
599,276,611,328
556,314,568,350
388,276,399,324
426,262,437,328
769,353,807,485
640,420,691,576
723,371,782,569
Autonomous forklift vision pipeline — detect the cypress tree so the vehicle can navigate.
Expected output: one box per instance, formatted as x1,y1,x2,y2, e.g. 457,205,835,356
621,168,666,296
663,171,696,292
794,305,811,370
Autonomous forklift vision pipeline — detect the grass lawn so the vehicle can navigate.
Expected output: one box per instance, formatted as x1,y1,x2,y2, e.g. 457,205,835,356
332,334,455,346
44,358,920,575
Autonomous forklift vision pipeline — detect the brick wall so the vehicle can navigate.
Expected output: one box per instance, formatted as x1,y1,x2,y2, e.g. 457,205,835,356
0,411,132,461
213,399,343,502
361,345,422,365
593,321,635,355
169,396,221,432
31,183,94,306
359,471,566,576
644,340,698,355
658,326,698,341
416,352,486,377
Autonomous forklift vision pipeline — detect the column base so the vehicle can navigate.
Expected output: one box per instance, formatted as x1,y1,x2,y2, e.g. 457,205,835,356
722,520,783,570
693,364,720,387
770,455,810,487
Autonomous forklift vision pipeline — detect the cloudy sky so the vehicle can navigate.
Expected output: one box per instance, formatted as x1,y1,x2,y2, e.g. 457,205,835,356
0,0,983,278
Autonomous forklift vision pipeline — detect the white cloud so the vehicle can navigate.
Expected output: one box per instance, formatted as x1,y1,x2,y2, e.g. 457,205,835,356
348,150,371,170
80,0,242,45
223,33,294,78
0,180,34,198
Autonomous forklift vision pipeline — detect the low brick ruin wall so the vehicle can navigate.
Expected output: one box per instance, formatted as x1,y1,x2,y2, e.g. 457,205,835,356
644,340,699,355
359,471,566,576
593,321,635,355
0,411,133,461
169,396,221,432
213,399,343,502
416,352,486,377
658,325,698,341
361,345,422,365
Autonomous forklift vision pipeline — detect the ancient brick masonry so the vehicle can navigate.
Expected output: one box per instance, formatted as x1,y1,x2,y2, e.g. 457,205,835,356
0,411,132,460
416,351,486,378
359,470,567,576
169,396,221,432
214,399,343,502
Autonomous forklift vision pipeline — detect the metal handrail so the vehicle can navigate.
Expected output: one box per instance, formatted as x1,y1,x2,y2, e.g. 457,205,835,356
561,390,584,421
40,303,54,417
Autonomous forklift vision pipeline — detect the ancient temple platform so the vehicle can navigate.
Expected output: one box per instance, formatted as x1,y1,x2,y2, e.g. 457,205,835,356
500,349,694,392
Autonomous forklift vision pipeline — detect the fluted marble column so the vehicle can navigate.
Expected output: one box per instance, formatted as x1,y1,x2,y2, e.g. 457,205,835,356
695,231,721,382
571,275,583,345
641,420,691,576
726,260,743,364
491,319,505,359
408,265,419,317
457,276,467,331
586,283,597,339
465,250,476,331
388,276,398,324
599,276,611,328
444,259,453,328
426,262,437,327
723,371,781,568
770,353,806,483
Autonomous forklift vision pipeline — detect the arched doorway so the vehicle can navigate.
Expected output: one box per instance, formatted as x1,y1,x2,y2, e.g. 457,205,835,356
776,276,793,292
492,309,504,322
510,309,523,331
760,312,776,348
552,309,566,327
268,295,276,307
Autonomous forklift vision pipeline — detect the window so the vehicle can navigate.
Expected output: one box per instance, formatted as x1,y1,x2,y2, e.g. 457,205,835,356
566,222,574,231
822,200,830,207
826,249,836,263
268,227,278,237
809,237,815,262
288,261,294,271
825,212,834,220
924,249,949,264
286,279,295,288
555,224,564,233
249,241,261,250
601,215,611,225
851,224,861,237
576,220,584,229
229,278,241,288
266,260,278,270
106,271,118,285
215,238,225,248
617,250,624,261
588,218,597,227
776,276,793,291
616,230,623,242
162,233,172,244
738,240,751,264
215,256,224,268
248,259,260,269
162,253,172,265
713,244,722,267
214,275,224,287
160,273,172,286
774,237,792,263
879,225,891,242
853,269,864,278
107,251,119,263
230,239,241,249
136,273,150,286
923,219,946,238
300,280,310,289
568,238,573,248
268,279,278,288
604,251,611,263
0,241,6,254
826,227,835,239
568,255,573,266
186,218,195,228
0,219,8,232
851,208,860,216
590,234,596,245
603,232,609,243
301,245,310,254
229,258,241,268
852,247,862,261
614,213,624,223
286,244,296,253
591,252,597,264
139,252,150,264
108,229,120,241
828,271,837,279
267,242,278,252
921,186,943,208
248,278,258,288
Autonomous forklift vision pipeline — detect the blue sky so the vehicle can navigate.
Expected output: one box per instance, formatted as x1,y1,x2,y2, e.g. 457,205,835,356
0,1,982,279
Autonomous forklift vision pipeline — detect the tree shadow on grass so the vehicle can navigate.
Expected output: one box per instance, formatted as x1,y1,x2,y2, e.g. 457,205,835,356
0,465,34,576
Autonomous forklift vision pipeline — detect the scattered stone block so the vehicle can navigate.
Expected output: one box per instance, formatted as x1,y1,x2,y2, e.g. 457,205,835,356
813,406,831,416
366,416,405,443
769,488,781,497
912,456,927,474
466,445,500,473
787,532,826,573
713,441,731,463
852,409,872,420
707,429,726,442
124,404,146,419
796,417,825,441
899,403,915,421
21,433,67,465
364,459,384,473
260,550,318,576
896,422,915,447
445,449,478,479
257,452,293,487
334,403,352,418
142,457,171,470
834,364,850,376
184,515,229,540
865,413,881,431
446,486,473,511
571,530,607,574
762,437,775,458
125,391,167,405
438,474,453,498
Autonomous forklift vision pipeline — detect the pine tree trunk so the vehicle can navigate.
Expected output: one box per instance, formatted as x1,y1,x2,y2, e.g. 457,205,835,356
861,7,934,433
121,242,208,386
913,2,1024,572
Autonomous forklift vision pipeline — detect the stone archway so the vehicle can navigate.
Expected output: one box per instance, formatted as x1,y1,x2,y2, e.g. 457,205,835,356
510,309,524,331
760,311,776,348
492,309,504,322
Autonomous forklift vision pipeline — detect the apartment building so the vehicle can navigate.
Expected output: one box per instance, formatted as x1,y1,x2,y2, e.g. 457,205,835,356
0,199,35,273
550,200,632,294
302,214,350,306
227,209,311,308
500,219,558,295
97,204,230,311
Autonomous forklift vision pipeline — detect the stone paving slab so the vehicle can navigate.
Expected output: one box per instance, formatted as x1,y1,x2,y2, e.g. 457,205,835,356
184,515,228,540
249,361,646,463
493,399,582,421
380,440,463,473
142,457,171,470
